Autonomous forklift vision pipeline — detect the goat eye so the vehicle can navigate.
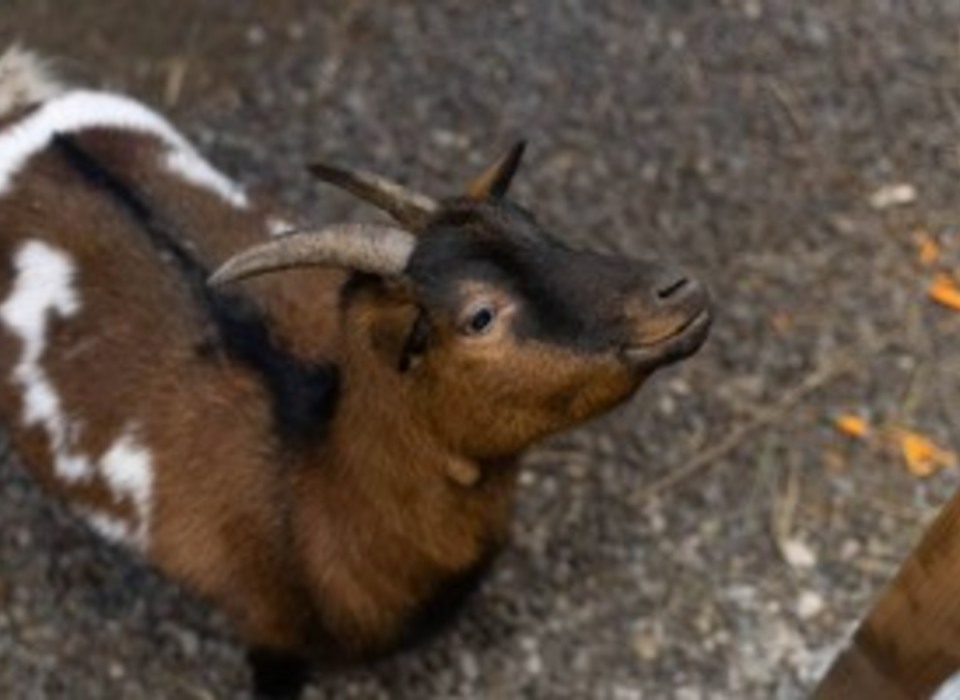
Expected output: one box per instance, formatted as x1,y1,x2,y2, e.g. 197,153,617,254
465,307,496,335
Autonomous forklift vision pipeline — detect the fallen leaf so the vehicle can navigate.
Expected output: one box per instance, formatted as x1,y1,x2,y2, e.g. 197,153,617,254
929,273,960,310
913,229,940,266
770,312,793,334
894,428,956,477
834,414,870,439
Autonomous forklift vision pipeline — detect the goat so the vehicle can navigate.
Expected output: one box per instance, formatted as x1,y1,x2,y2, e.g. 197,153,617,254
0,47,711,699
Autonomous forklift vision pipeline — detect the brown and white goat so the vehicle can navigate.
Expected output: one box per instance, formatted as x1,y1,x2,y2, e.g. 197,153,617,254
0,48,711,699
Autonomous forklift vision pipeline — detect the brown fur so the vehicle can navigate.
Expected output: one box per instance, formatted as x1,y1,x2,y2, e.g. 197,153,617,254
0,117,519,662
0,77,709,697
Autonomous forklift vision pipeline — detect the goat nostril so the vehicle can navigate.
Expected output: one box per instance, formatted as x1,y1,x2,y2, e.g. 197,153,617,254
656,276,689,300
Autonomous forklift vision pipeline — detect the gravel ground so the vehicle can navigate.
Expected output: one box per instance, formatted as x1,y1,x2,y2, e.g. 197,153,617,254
3,2,960,698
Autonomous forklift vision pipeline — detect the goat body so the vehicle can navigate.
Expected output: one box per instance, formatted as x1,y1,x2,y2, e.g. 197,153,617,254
0,49,711,699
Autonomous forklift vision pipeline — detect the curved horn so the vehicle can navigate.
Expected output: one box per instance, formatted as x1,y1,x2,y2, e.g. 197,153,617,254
466,140,526,200
308,162,438,229
209,224,416,285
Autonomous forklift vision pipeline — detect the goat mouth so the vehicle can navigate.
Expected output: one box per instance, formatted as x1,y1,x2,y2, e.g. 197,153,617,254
621,309,712,369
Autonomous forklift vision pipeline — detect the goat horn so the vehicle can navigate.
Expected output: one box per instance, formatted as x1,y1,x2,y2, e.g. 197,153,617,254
209,224,416,285
308,162,438,229
466,141,527,200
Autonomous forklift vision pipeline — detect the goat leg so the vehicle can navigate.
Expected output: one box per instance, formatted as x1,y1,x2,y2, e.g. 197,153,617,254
247,647,310,700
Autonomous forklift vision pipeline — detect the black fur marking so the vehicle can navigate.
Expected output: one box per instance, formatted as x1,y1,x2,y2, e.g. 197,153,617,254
398,309,429,372
406,229,604,349
397,549,497,651
52,133,339,444
247,647,311,700
408,199,662,355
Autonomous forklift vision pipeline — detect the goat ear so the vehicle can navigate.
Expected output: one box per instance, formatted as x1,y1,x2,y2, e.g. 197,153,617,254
363,283,427,372
466,141,526,200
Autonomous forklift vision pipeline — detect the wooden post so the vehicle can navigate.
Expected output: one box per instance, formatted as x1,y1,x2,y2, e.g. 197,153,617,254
813,487,960,699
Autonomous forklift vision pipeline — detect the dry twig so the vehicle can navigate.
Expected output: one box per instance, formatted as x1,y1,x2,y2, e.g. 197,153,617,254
635,348,881,502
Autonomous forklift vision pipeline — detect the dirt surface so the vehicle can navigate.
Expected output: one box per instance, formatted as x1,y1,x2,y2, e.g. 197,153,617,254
2,1,960,698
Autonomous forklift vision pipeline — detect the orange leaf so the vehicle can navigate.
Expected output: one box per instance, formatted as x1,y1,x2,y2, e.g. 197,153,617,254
834,414,870,439
770,312,793,334
914,230,940,266
929,274,960,310
894,429,956,477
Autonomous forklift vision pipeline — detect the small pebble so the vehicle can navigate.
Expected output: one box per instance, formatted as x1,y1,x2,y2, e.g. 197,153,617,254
782,538,817,570
797,590,826,620
869,183,917,210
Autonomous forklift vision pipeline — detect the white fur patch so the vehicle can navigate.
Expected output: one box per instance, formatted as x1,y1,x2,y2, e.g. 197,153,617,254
0,240,88,481
0,89,248,207
99,430,154,548
933,671,960,700
0,46,63,119
81,509,134,545
0,240,156,550
73,429,155,551
165,148,249,208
